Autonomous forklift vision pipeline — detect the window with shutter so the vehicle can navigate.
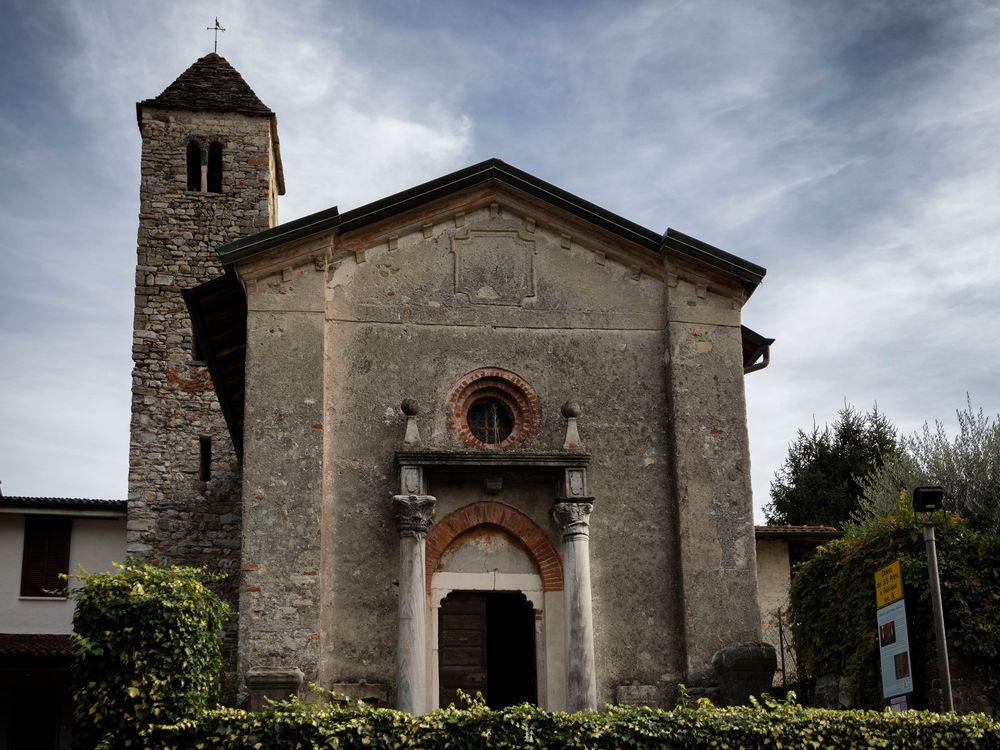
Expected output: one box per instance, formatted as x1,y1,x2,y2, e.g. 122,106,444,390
20,517,72,597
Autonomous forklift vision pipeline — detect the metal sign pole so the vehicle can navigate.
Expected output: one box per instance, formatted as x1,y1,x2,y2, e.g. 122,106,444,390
922,524,954,712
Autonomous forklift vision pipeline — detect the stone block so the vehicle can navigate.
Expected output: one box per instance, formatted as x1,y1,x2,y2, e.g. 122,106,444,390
615,684,658,706
711,642,777,707
246,666,304,711
331,681,388,707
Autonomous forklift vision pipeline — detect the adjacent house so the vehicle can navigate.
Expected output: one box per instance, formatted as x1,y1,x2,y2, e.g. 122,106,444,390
0,494,125,749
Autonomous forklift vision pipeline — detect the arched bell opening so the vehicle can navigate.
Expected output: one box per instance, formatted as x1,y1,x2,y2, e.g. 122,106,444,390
207,141,224,193
186,141,202,191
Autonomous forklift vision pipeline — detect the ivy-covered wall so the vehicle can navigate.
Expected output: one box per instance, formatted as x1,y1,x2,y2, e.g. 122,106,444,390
789,512,1000,715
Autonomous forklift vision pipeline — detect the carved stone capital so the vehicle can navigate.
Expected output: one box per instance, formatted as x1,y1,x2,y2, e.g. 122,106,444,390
393,494,436,537
553,500,594,539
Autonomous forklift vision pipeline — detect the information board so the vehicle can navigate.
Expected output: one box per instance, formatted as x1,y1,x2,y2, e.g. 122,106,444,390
874,559,913,700
875,559,903,608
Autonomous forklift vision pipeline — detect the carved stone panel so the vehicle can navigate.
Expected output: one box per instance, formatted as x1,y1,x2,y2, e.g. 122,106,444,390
452,229,536,305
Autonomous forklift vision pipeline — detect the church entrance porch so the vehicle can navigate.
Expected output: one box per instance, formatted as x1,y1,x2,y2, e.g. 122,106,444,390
438,591,537,709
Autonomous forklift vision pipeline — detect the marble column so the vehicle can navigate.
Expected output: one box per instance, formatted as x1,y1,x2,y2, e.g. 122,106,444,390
553,500,597,711
393,493,435,714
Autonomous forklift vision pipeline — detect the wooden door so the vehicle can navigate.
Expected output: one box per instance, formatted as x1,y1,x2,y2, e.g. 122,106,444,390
438,593,488,707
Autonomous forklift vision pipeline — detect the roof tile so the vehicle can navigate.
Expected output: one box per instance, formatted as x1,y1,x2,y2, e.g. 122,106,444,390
0,496,126,510
0,633,74,657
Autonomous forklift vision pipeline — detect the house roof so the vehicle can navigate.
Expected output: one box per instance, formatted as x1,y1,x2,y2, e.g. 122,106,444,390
0,633,74,658
754,525,841,542
136,53,285,195
0,496,126,512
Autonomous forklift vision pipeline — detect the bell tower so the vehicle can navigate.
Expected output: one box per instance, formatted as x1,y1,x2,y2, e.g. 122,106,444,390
127,53,284,651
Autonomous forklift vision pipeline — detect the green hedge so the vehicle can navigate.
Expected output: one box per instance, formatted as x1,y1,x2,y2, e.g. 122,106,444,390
788,511,1000,709
146,694,999,749
71,559,231,749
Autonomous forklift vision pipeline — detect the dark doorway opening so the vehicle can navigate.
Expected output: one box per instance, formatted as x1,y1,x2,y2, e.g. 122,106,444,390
438,591,537,709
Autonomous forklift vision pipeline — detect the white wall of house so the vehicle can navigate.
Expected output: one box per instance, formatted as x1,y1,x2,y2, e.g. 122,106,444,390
755,538,795,683
0,513,126,634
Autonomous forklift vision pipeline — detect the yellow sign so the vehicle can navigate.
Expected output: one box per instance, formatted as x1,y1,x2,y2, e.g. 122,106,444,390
875,560,903,608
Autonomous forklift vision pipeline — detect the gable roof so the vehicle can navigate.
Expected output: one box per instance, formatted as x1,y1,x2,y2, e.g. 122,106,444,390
188,160,773,454
136,53,285,195
217,158,766,295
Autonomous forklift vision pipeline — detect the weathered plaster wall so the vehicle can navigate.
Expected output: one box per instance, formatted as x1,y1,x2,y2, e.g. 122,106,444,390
325,201,682,707
236,189,759,706
665,272,761,682
128,106,278,662
755,538,794,683
236,195,679,704
238,267,326,686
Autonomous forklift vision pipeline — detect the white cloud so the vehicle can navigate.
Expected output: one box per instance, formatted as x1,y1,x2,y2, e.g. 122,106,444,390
1,0,998,524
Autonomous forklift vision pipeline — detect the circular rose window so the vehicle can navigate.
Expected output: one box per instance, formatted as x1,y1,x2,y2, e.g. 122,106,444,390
447,368,539,449
467,398,514,444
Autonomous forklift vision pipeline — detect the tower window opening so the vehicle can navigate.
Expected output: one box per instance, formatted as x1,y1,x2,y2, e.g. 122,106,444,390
199,435,212,482
207,142,223,193
186,141,202,191
191,322,205,364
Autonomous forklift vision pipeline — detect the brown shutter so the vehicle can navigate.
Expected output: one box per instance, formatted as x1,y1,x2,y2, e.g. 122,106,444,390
21,518,72,597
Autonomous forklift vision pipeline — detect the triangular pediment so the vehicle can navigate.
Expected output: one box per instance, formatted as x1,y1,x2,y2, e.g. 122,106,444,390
216,159,765,297
190,160,772,453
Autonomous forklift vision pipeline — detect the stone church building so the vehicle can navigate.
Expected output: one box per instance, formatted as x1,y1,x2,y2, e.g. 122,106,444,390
127,53,775,712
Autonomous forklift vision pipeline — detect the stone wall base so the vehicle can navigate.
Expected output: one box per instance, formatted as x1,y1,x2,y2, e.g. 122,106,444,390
246,666,304,712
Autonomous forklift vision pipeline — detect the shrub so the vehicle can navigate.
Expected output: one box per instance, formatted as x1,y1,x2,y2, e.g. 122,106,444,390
145,693,1000,749
71,559,230,749
789,511,1000,709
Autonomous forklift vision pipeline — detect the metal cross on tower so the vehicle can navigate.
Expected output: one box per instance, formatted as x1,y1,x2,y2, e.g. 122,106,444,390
206,17,226,53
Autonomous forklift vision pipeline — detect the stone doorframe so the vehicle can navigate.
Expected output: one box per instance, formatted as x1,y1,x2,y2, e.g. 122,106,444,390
429,572,548,710
424,501,565,710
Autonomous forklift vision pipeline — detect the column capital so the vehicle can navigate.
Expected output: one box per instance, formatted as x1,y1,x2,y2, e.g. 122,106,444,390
393,494,436,537
553,500,594,539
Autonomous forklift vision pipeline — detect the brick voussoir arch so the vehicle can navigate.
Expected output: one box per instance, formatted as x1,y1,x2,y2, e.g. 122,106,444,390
426,501,563,592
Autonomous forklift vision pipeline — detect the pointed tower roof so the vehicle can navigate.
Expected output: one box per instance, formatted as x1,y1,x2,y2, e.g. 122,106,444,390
139,52,273,115
137,53,285,195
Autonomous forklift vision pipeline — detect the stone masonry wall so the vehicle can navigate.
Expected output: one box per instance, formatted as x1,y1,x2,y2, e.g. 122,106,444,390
127,106,277,666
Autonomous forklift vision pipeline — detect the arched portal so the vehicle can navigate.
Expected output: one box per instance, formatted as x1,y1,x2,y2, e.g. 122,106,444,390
426,502,566,710
425,501,563,591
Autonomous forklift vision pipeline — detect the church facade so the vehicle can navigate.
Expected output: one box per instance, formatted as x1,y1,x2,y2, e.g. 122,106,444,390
128,54,774,712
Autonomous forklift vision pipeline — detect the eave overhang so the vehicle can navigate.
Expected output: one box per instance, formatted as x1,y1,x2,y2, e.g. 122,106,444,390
216,158,766,295
183,269,248,455
741,325,775,375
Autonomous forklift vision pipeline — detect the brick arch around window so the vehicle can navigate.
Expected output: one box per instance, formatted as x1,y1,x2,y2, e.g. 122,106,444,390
426,501,563,592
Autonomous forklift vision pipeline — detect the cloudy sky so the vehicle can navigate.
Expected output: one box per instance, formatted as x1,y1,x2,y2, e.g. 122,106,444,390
1,0,998,522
